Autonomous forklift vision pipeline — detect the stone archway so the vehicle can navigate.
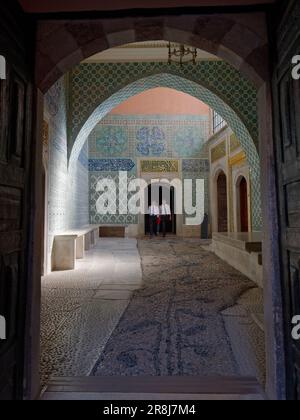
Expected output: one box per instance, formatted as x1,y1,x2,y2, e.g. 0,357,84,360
68,61,258,148
36,14,268,93
31,12,285,401
68,73,261,231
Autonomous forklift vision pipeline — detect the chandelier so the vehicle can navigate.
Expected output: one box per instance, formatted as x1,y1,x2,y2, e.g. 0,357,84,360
168,42,197,66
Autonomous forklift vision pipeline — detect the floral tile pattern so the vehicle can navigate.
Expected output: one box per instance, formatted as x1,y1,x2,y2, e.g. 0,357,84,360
95,126,128,157
174,127,206,158
136,126,166,156
88,114,210,226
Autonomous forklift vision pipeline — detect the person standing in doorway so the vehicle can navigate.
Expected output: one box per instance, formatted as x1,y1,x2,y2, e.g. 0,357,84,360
160,200,172,238
149,200,160,238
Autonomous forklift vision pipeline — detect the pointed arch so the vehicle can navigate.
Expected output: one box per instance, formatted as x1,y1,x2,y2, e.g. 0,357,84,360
69,73,261,230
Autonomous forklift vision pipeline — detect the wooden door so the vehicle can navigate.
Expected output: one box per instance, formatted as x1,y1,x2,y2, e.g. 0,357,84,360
0,2,34,400
239,177,249,233
272,0,300,400
217,172,228,232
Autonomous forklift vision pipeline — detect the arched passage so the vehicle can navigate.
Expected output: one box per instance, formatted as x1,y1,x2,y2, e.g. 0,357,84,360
69,73,261,231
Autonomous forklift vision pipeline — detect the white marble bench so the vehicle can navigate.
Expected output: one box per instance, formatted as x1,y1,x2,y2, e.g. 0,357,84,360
52,225,100,271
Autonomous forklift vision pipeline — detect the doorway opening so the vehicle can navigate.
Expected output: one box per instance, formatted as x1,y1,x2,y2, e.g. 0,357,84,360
217,172,228,233
145,185,177,235
29,28,283,400
237,176,249,233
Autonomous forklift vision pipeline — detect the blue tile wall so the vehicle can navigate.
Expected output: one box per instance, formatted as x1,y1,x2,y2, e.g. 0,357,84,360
45,76,89,257
69,62,258,150
68,73,261,230
88,114,210,226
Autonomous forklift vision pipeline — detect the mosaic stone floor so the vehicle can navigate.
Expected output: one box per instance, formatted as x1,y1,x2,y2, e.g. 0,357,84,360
92,238,261,378
41,238,265,387
40,239,143,386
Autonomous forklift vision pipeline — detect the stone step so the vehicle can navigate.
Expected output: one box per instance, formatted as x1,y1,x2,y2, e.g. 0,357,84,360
222,303,266,386
212,232,262,253
41,376,265,400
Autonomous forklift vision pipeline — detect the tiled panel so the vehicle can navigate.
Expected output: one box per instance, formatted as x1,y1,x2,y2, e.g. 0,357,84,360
89,159,135,172
46,78,69,239
45,77,89,256
69,62,258,148
140,159,179,173
88,114,210,226
89,115,209,160
89,171,138,225
182,159,210,173
68,73,261,230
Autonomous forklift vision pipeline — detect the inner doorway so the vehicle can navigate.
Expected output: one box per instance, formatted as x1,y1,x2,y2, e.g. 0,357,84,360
238,177,249,233
145,185,176,235
217,172,228,232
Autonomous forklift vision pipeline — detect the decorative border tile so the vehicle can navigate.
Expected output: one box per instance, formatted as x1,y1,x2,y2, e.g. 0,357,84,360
182,159,210,172
88,158,135,172
140,159,179,173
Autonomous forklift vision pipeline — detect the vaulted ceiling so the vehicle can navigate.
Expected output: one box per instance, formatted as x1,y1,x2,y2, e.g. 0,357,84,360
18,0,276,13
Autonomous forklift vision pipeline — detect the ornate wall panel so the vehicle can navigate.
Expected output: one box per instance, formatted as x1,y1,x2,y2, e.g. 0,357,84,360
78,74,261,229
69,61,258,148
211,141,226,163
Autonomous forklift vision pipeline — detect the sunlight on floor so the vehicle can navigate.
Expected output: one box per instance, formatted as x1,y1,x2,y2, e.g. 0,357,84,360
40,239,142,386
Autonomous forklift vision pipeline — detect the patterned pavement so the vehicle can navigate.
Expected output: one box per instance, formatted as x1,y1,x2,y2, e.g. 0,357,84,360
92,239,259,377
41,238,265,386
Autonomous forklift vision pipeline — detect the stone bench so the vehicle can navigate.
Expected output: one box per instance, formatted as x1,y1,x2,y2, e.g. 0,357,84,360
52,225,100,271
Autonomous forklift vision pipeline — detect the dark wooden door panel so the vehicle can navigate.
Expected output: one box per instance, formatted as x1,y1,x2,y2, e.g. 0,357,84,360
0,1,34,400
273,0,300,400
217,173,228,232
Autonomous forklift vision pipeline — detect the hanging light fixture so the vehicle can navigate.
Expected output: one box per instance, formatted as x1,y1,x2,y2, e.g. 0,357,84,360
168,42,198,66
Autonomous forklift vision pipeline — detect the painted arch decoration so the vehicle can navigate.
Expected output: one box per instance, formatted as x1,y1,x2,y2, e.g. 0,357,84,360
69,73,262,230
